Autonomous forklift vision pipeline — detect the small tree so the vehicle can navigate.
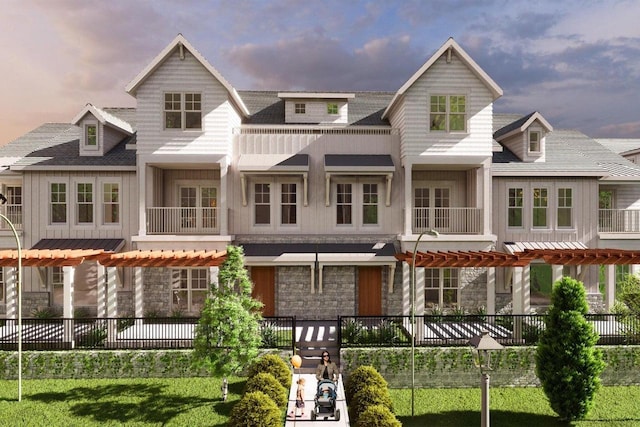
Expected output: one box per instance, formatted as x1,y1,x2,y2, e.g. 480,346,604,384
193,245,263,400
535,276,605,421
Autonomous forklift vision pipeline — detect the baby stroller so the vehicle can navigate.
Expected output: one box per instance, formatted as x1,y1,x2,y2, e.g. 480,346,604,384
311,379,340,421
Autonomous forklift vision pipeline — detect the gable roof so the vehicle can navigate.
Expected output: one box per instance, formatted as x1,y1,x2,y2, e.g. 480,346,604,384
125,34,249,117
596,138,640,156
493,111,553,141
382,38,503,119
71,103,134,135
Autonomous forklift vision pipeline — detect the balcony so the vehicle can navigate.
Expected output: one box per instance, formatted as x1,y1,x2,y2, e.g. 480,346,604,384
599,209,640,233
0,205,22,230
413,207,481,234
146,207,218,235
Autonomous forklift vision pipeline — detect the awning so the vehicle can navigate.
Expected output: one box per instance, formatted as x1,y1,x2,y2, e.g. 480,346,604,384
504,241,588,254
239,154,309,206
32,238,125,252
324,154,395,206
241,242,397,264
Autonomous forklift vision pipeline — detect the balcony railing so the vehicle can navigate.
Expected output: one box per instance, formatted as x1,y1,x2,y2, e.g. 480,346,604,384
413,207,481,234
0,205,22,230
147,207,219,234
599,209,640,233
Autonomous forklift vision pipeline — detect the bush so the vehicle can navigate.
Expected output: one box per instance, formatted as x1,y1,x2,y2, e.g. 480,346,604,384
535,276,605,421
244,372,288,407
355,404,401,427
342,319,365,344
350,384,394,425
246,354,291,389
227,391,282,427
345,365,388,402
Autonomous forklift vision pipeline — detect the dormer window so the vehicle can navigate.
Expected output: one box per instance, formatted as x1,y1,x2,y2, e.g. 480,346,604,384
327,103,339,115
85,124,97,147
295,103,306,114
529,131,541,153
430,95,466,132
164,92,202,130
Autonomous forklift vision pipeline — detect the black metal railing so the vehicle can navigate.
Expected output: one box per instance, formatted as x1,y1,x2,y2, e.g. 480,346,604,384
0,316,296,351
338,314,640,347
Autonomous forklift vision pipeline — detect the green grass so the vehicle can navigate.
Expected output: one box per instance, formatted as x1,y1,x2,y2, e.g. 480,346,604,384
2,378,640,426
391,386,640,426
0,377,248,426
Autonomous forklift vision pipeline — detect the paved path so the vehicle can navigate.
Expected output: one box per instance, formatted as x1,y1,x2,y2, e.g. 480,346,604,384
285,373,350,426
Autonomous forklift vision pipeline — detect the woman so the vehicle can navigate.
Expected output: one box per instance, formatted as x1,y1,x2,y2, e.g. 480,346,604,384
315,351,339,383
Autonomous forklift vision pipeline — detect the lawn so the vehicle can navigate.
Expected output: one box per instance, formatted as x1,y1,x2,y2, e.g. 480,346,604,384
1,378,640,426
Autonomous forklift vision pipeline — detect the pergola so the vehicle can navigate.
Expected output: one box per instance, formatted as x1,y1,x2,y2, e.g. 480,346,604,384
396,248,640,314
1,249,227,346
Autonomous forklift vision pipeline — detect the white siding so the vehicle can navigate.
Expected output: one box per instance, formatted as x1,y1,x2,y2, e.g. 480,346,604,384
284,100,348,124
389,52,494,160
135,49,237,156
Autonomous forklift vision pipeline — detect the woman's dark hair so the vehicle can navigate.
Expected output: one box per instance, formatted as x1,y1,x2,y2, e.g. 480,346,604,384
321,351,331,363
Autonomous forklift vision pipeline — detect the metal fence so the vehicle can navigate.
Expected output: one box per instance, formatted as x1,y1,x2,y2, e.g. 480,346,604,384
0,316,296,351
338,314,640,347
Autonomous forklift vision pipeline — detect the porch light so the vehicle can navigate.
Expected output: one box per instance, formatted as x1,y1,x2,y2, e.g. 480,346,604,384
469,330,504,427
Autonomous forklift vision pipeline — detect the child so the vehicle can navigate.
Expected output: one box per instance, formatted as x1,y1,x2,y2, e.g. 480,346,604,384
288,377,305,418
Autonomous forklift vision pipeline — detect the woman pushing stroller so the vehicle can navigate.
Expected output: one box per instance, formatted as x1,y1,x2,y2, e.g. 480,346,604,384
315,351,339,383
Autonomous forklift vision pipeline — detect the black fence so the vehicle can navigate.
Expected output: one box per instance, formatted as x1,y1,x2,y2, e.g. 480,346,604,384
0,316,296,351
338,314,640,347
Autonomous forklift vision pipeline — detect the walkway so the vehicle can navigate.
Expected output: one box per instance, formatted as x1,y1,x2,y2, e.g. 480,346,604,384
285,373,350,426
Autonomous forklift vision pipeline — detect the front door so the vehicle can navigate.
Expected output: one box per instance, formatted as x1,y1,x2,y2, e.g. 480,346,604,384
251,266,275,316
358,266,382,315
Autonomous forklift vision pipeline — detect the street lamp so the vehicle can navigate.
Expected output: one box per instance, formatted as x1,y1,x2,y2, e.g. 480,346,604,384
0,213,22,402
410,228,438,417
469,330,504,427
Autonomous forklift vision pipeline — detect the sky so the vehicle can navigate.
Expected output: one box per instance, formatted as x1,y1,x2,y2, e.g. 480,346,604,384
1,0,640,146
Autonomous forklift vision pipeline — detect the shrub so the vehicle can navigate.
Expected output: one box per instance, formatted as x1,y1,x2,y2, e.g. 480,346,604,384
244,372,288,407
349,384,394,425
227,391,281,427
342,318,365,344
345,365,388,402
260,322,279,348
355,404,401,427
246,354,291,389
535,276,605,421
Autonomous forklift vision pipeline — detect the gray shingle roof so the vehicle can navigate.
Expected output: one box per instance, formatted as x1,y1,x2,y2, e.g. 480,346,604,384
237,91,393,126
596,138,640,155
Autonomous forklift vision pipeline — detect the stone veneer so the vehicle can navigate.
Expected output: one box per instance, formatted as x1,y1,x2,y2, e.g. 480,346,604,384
142,267,173,316
458,267,487,310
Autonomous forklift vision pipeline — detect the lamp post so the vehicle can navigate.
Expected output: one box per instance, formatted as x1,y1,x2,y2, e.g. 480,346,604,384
0,213,22,402
469,330,504,427
410,228,438,417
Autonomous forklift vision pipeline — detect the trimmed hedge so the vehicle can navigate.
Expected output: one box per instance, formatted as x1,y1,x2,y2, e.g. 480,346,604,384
244,372,288,407
246,354,292,389
355,404,401,427
228,391,282,427
345,365,388,402
350,383,394,424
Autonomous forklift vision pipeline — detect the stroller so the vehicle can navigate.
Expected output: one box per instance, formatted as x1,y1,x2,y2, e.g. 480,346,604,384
311,379,340,421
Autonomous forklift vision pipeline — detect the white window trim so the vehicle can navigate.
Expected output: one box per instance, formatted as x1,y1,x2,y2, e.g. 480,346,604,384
556,186,575,230
163,91,203,131
294,103,306,114
429,93,468,133
99,178,122,228
171,268,209,315
528,130,541,154
532,186,550,230
506,185,525,229
424,267,460,308
47,178,69,228
84,121,99,151
332,177,384,231
278,178,301,229
72,177,96,228
327,102,339,115
252,180,273,228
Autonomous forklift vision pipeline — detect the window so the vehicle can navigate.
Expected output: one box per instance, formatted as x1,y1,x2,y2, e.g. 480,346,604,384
5,186,22,226
295,103,306,114
508,188,523,227
413,185,450,231
85,124,97,147
172,269,208,314
164,92,202,130
529,131,541,153
424,268,459,308
430,95,466,132
102,183,120,224
77,183,93,224
327,103,339,115
336,183,352,225
254,183,271,225
180,186,218,230
281,183,297,225
50,183,67,224
362,183,378,225
557,188,573,228
532,187,548,228
51,267,64,287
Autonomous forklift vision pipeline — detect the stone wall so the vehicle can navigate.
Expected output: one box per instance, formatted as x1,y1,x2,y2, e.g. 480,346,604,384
23,292,50,316
459,267,487,310
142,268,173,316
117,291,134,317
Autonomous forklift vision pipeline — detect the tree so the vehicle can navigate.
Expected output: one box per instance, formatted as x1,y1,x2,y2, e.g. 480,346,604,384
193,245,263,400
535,276,605,421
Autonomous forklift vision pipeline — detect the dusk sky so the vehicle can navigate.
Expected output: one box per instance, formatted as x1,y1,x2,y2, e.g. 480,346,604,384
2,0,640,146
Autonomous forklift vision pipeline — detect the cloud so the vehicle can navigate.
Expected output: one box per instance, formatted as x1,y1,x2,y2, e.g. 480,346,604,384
227,35,423,91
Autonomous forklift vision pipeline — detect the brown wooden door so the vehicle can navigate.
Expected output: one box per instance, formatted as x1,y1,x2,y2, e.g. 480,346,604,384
358,266,382,315
251,266,275,316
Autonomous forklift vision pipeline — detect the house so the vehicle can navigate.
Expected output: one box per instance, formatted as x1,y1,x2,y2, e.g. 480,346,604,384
1,35,640,324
